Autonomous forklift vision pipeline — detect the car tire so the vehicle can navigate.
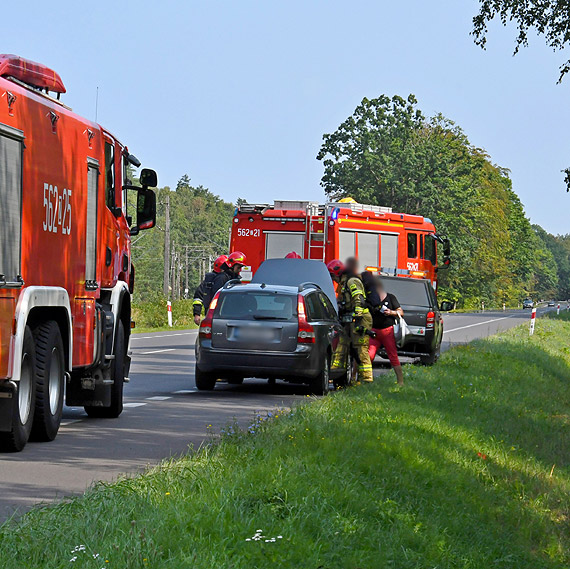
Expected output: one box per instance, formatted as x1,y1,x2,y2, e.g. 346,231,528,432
420,346,440,366
310,355,330,396
334,355,353,389
0,326,36,452
195,367,217,390
85,321,126,418
31,321,65,441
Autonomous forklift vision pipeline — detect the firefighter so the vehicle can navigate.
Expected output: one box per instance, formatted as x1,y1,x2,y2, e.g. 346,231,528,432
210,251,247,296
193,254,228,325
327,259,374,383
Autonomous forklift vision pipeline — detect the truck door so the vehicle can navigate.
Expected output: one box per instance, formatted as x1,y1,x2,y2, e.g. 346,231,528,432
0,123,23,377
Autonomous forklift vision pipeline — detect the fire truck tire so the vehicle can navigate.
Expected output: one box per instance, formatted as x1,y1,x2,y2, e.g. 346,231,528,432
0,326,37,452
31,321,65,442
195,366,216,390
84,320,125,418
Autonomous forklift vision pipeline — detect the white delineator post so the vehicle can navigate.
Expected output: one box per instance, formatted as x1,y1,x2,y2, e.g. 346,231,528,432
529,307,537,336
503,303,506,312
167,300,173,327
557,303,560,315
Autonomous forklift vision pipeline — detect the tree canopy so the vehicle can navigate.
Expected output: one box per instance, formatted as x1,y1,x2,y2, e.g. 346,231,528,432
317,94,563,307
472,0,570,82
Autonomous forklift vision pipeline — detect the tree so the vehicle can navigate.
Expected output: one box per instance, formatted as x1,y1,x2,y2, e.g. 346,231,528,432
472,1,570,82
317,94,555,308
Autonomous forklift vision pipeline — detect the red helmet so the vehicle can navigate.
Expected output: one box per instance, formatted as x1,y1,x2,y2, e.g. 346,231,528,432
227,251,247,267
327,259,345,278
213,254,228,273
285,251,302,259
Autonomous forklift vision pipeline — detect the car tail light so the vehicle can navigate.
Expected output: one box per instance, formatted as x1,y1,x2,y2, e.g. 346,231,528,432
426,310,435,329
297,294,315,344
199,292,221,339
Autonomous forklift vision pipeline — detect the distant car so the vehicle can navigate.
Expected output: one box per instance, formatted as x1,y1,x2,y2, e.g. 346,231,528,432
548,300,556,307
377,277,453,365
522,298,534,309
195,259,350,394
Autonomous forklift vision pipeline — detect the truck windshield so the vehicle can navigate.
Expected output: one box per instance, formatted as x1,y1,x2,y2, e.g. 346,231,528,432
381,279,430,308
217,291,297,321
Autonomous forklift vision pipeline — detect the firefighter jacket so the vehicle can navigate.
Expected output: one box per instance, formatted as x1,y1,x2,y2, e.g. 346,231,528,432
338,273,369,319
192,271,217,316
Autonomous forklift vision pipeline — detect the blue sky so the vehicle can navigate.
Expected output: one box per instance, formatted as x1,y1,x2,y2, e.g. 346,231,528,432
5,0,570,234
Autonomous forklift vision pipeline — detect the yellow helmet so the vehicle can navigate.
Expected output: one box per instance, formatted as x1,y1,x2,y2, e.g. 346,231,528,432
338,197,357,203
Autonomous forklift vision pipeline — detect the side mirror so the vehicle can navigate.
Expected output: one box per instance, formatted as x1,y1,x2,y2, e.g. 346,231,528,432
442,238,451,258
130,188,156,235
140,168,157,188
439,300,454,312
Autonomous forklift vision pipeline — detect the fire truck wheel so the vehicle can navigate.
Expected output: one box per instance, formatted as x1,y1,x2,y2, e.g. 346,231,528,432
0,326,37,452
85,321,126,418
195,366,217,390
31,321,65,442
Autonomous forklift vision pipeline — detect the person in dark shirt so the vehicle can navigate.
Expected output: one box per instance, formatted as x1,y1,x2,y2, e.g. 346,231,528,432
369,279,405,385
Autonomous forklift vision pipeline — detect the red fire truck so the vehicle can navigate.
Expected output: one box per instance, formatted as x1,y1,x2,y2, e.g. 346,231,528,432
0,55,156,451
230,199,450,287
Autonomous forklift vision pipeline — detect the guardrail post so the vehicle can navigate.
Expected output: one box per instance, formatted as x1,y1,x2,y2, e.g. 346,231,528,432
167,300,173,327
529,307,537,336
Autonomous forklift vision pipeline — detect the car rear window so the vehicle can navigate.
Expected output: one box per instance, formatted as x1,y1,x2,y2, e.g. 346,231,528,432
381,279,430,307
217,291,297,321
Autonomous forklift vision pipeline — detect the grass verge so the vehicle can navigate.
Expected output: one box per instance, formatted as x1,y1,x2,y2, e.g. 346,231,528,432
1,318,569,568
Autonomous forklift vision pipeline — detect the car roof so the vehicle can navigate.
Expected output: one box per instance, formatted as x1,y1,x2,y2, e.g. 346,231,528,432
221,282,299,295
252,258,338,310
378,276,430,286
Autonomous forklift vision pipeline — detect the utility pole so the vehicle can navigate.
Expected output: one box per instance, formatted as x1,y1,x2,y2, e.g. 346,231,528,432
163,192,170,297
185,247,189,299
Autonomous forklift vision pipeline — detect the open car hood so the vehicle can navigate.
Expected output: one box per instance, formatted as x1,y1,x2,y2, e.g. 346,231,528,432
252,259,338,312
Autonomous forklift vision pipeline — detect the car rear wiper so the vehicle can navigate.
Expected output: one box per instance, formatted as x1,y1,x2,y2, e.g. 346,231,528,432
252,314,289,320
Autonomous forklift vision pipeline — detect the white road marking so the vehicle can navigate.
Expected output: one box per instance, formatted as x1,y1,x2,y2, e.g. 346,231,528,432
123,402,147,408
173,389,198,394
139,349,176,355
61,419,82,426
443,316,514,334
131,332,197,341
146,396,172,401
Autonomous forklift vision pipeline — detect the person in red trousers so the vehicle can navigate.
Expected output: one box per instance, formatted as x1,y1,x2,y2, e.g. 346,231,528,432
368,279,405,385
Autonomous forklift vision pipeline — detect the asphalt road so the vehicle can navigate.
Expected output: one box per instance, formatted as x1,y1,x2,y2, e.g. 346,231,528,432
0,305,559,521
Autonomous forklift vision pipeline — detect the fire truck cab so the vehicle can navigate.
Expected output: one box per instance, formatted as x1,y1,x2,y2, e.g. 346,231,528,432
230,199,450,288
0,55,157,451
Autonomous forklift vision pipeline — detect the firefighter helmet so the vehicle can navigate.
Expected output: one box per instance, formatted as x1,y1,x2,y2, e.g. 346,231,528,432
327,259,345,278
227,251,247,267
213,254,228,273
285,251,301,259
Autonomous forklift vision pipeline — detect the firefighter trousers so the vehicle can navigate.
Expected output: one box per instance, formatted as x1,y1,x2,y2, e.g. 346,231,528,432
331,313,373,383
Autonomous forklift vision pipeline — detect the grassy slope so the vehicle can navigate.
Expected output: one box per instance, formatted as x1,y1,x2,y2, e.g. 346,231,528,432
1,318,569,568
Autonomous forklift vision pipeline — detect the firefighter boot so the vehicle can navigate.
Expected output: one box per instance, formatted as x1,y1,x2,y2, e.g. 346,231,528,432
393,365,404,386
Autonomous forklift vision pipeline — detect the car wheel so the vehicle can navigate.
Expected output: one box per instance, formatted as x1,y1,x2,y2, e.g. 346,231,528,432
310,355,330,396
85,321,126,418
0,327,36,452
420,346,440,366
333,354,354,389
31,321,65,441
195,366,217,390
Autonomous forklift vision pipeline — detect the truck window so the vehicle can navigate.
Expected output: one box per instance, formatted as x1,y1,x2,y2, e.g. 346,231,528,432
425,235,436,264
0,126,23,281
104,141,115,210
357,232,379,269
265,232,304,259
407,233,418,259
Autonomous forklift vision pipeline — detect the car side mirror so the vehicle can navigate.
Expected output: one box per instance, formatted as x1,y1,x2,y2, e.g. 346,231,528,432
130,188,156,235
439,300,454,312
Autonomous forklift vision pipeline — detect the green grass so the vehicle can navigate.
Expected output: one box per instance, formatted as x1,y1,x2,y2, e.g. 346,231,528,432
132,297,197,331
1,318,569,568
